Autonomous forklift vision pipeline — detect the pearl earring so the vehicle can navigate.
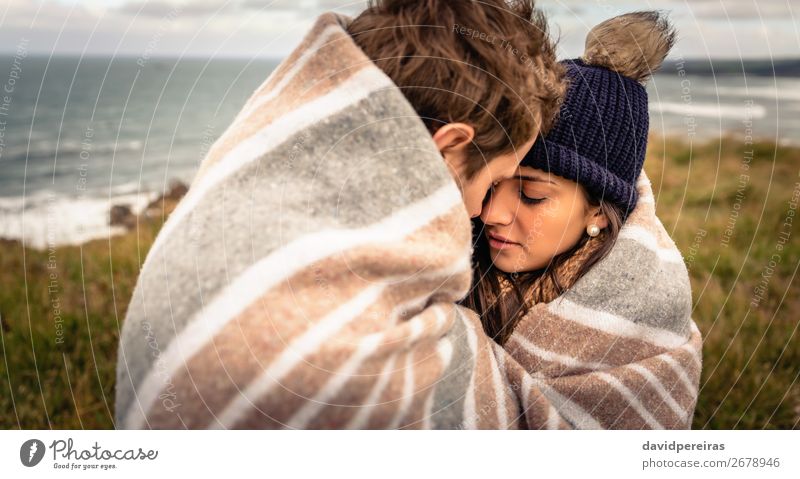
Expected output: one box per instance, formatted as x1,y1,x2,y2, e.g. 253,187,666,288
587,224,600,237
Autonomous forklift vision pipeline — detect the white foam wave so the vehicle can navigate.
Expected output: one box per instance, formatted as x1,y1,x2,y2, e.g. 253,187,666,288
649,101,767,120
0,191,156,249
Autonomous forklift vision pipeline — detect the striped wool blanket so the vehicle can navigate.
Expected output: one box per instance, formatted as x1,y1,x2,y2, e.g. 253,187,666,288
116,12,702,429
500,171,703,429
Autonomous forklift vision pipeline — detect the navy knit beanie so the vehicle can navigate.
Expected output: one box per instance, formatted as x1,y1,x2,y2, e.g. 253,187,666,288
522,11,676,219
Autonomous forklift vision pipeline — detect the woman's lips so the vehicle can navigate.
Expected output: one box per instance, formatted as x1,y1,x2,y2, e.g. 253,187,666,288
486,233,519,250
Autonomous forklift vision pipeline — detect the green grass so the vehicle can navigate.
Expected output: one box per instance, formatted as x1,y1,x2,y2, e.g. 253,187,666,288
647,136,800,429
1,136,799,429
0,219,161,428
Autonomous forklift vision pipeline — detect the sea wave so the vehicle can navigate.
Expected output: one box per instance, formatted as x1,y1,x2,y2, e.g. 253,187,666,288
0,139,145,164
649,101,767,120
713,85,800,102
0,190,157,249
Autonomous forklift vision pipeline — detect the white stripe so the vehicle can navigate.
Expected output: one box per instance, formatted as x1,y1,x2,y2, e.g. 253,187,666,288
618,225,683,264
422,337,454,429
546,404,562,430
233,25,342,124
659,355,698,398
520,372,563,430
680,342,703,368
519,373,563,429
122,184,461,429
285,331,385,429
287,297,454,429
689,320,701,335
436,338,455,374
146,66,394,258
386,352,415,429
627,364,690,421
532,379,604,429
596,372,665,429
547,298,688,349
384,257,470,326
431,305,449,335
459,312,479,429
681,323,703,367
488,343,510,429
638,194,655,205
637,171,652,189
345,353,399,429
508,334,612,372
211,283,385,429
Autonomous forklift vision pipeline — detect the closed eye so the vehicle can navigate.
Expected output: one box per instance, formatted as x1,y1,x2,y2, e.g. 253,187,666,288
520,191,546,205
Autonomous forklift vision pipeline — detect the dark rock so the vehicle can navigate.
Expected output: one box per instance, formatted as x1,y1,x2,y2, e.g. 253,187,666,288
110,204,136,229
144,180,188,218
164,180,188,201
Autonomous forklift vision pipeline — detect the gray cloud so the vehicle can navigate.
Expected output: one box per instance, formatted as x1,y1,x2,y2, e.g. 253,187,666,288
0,0,797,58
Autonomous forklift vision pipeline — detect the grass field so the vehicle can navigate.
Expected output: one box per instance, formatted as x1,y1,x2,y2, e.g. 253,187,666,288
1,136,798,429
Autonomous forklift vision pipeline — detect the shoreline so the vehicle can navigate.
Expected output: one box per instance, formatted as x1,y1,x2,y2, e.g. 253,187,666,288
0,134,797,250
0,181,187,250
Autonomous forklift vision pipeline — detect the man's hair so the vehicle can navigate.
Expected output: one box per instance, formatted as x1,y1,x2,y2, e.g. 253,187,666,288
348,0,565,179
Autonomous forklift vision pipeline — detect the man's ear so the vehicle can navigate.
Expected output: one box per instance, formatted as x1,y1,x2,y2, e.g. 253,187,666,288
432,123,475,178
432,123,475,155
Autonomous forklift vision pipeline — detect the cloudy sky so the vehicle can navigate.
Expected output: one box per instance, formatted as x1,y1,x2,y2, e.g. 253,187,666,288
0,0,797,59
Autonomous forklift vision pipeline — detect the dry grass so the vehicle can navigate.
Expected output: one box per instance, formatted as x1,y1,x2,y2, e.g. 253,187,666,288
0,136,798,429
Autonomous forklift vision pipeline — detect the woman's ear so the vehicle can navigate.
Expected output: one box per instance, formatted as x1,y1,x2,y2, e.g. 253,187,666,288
586,205,609,230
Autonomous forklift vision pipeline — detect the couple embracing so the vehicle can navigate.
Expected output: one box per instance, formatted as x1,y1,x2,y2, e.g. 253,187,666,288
116,0,702,430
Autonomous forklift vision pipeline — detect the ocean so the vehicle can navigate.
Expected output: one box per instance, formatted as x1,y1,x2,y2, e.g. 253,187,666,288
1,55,798,248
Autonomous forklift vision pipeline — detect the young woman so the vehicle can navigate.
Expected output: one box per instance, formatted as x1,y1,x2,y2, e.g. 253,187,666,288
463,12,704,429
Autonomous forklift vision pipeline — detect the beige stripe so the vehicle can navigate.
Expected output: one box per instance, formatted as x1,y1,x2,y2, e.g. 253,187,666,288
396,340,448,429
606,366,686,428
285,330,386,429
596,372,666,429
240,13,345,109
141,205,468,427
386,351,416,429
508,334,612,375
461,314,504,429
487,343,510,428
367,350,411,428
534,378,605,429
507,306,667,376
491,342,522,429
498,353,572,430
195,24,371,179
658,354,698,398
344,352,400,429
459,312,479,429
145,260,465,429
229,291,455,429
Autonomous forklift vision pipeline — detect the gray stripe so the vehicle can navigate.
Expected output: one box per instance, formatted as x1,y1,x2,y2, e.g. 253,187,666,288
429,306,475,429
116,86,454,422
561,236,693,337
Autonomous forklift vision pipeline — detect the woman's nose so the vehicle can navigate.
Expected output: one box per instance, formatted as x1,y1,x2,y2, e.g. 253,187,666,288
480,186,514,226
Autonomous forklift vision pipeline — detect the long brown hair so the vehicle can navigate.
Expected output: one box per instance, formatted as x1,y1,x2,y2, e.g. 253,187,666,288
460,191,624,346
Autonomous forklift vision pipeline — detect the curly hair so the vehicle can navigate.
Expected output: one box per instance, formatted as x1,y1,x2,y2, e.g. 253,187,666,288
348,0,566,179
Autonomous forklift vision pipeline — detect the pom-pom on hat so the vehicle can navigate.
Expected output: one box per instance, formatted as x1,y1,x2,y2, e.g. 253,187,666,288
522,11,676,219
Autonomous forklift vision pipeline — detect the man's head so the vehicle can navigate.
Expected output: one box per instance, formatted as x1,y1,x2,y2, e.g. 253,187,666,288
348,0,565,217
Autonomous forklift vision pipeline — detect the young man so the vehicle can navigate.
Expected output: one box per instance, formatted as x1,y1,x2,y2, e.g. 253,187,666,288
116,0,564,429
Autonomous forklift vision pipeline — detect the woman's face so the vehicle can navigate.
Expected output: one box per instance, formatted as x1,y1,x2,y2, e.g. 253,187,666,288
479,166,608,273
